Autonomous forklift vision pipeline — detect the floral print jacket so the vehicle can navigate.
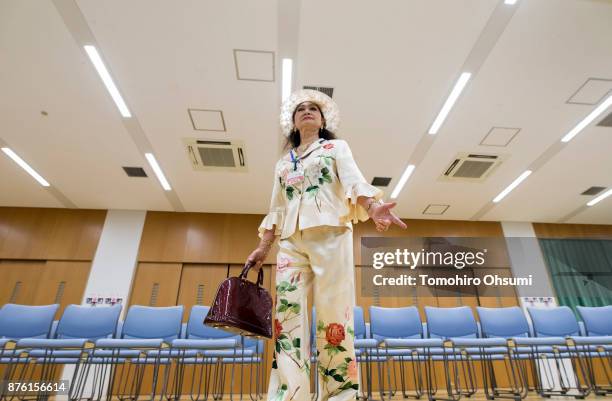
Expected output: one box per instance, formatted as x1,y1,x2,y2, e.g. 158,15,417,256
259,139,383,239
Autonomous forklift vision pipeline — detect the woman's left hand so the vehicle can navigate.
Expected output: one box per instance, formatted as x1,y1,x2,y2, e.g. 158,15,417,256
369,201,407,232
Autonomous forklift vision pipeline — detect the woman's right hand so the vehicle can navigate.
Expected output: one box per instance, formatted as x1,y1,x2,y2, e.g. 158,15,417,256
246,246,268,269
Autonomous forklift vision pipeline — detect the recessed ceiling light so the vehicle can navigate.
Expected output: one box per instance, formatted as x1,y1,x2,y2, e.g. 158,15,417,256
561,94,612,142
282,58,293,101
587,188,612,207
390,164,415,199
1,147,50,187
144,153,171,191
492,170,532,203
428,72,471,135
504,0,517,4
84,45,131,118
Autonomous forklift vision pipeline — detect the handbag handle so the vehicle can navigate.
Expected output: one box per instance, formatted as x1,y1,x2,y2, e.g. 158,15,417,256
239,261,264,287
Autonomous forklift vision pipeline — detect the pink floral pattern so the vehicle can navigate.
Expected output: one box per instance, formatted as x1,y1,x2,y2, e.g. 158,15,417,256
277,256,292,272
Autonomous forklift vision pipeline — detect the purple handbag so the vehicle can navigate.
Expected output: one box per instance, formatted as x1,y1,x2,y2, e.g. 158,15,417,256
204,261,273,339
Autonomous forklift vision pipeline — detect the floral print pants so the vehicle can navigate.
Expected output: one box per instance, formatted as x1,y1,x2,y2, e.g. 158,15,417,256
267,226,358,401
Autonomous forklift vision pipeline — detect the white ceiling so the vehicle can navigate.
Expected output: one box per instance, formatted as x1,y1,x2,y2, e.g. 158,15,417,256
1,0,611,224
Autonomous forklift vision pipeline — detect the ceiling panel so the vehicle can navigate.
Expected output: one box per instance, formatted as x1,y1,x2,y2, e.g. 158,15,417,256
1,0,611,225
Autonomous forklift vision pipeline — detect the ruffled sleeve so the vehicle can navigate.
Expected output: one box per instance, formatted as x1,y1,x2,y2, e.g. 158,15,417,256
258,160,286,238
335,140,384,223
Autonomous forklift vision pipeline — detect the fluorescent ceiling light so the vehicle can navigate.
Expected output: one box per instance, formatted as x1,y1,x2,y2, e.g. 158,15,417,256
281,58,293,101
561,95,612,143
428,72,471,135
587,188,612,207
390,164,415,199
145,153,171,191
504,0,517,4
84,45,132,118
492,170,532,203
1,147,50,187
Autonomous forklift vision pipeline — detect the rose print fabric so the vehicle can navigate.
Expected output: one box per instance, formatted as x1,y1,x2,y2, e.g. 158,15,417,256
267,226,358,401
259,139,383,239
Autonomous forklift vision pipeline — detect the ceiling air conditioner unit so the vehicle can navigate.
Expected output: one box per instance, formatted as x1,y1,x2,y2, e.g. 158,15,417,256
183,139,247,172
439,152,506,182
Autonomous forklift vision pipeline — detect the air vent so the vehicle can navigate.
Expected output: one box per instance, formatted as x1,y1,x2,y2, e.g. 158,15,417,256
371,177,391,187
54,281,66,304
123,167,147,177
440,152,506,182
183,139,248,172
303,86,334,98
150,283,159,306
581,186,606,196
597,112,612,127
196,284,204,305
9,281,22,303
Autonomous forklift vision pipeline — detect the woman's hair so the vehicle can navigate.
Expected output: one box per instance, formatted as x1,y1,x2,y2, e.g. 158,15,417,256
285,102,337,149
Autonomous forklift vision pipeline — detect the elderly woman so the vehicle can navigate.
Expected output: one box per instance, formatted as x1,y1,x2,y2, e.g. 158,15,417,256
247,89,406,401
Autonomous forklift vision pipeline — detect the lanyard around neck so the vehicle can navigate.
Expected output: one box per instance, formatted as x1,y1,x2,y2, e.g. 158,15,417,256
290,139,324,171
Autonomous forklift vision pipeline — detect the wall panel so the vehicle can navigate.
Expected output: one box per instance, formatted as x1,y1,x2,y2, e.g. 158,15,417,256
0,260,46,305
35,261,91,319
0,207,106,260
139,212,274,264
533,223,612,239
128,263,182,307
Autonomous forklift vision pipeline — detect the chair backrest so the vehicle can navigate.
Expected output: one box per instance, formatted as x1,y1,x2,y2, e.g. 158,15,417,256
527,306,580,337
0,304,59,339
55,304,122,340
186,305,238,340
576,305,612,336
354,306,366,339
477,306,530,338
121,305,183,341
425,306,478,339
369,306,422,340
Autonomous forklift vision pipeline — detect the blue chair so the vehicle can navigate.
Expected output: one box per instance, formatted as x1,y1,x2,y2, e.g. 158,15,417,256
526,307,590,398
527,307,580,338
575,306,612,395
56,304,122,340
166,305,242,401
576,306,612,336
0,303,60,398
0,303,59,340
425,306,478,339
477,307,530,339
121,305,183,341
425,306,479,400
476,307,532,400
12,305,123,401
369,306,425,400
93,305,183,401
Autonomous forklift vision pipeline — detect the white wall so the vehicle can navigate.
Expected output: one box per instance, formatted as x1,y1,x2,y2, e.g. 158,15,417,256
501,221,556,306
60,210,146,398
80,210,146,313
